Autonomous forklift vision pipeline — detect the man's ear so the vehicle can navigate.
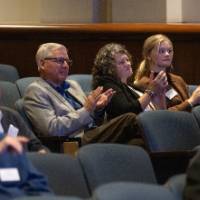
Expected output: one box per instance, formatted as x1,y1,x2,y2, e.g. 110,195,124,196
38,60,45,72
40,59,45,66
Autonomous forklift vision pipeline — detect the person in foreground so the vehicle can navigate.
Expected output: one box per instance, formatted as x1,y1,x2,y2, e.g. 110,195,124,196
183,150,200,200
134,34,200,111
92,43,167,120
0,106,48,153
0,135,52,200
23,42,140,145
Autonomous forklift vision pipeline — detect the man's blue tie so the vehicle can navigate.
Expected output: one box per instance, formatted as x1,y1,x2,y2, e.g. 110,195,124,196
56,82,82,110
55,81,96,130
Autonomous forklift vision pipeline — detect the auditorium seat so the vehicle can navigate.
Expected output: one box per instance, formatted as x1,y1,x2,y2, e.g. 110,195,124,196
0,64,20,82
28,152,90,198
137,110,200,152
15,76,39,96
136,110,199,183
0,81,20,109
68,74,92,95
93,182,177,200
77,143,157,193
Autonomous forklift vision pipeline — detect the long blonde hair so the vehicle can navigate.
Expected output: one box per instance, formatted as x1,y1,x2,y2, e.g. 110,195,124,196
134,34,173,83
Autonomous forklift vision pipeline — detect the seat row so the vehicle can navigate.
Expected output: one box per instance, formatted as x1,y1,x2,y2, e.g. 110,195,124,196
136,106,200,183
0,74,92,109
0,63,198,199
0,76,200,182
0,75,92,153
1,75,200,153
16,143,184,200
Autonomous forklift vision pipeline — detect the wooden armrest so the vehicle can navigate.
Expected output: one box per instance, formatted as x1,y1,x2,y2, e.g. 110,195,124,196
38,136,81,153
63,141,79,157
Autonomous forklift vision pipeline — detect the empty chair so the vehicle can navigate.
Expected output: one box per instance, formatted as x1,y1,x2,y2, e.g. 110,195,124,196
15,77,39,96
27,152,90,198
77,144,157,193
136,110,200,183
93,182,177,200
0,81,20,109
136,110,200,152
68,74,92,95
0,64,20,82
192,105,200,128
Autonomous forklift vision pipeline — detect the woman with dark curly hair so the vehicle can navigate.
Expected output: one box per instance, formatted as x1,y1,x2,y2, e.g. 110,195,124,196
92,43,167,120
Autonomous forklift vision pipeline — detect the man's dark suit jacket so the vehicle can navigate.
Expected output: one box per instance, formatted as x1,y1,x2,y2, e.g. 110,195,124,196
0,106,46,152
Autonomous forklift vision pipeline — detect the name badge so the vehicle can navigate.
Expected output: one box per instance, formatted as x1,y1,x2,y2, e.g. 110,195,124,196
0,168,20,182
7,124,19,137
165,88,178,100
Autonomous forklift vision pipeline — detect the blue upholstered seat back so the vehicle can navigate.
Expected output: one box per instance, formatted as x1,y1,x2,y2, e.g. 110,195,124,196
15,77,39,96
77,144,157,193
0,64,20,82
0,81,20,109
28,153,90,198
68,74,92,95
137,110,200,152
93,182,177,200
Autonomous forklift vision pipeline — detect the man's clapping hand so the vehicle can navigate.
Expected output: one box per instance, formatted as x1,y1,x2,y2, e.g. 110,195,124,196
84,87,115,112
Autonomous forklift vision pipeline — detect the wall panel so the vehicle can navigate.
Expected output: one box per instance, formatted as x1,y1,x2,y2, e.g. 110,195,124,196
0,23,200,85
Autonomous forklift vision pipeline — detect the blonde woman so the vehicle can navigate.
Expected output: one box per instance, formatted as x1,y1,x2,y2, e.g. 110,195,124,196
134,34,200,111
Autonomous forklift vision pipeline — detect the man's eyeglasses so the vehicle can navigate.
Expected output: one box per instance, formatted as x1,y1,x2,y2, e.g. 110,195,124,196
44,57,73,66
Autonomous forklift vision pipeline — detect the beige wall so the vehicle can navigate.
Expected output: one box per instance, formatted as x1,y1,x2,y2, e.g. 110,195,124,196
0,0,92,24
166,0,182,22
0,0,40,24
112,0,166,23
41,0,92,23
0,0,198,24
182,0,200,22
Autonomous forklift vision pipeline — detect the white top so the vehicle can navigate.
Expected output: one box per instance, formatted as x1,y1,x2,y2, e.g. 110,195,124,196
128,86,156,111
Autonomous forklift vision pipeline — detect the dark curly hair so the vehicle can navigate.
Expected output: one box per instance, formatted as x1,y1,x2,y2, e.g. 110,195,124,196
92,43,132,89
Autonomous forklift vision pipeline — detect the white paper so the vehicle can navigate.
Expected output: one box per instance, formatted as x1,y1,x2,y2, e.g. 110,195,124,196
165,88,178,100
7,124,19,137
0,168,20,182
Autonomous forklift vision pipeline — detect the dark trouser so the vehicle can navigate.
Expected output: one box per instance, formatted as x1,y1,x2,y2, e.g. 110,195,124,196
82,113,141,145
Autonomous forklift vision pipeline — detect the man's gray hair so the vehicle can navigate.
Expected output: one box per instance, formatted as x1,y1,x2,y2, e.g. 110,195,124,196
36,43,67,68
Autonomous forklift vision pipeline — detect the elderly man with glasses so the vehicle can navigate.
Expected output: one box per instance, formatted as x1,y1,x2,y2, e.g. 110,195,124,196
23,42,140,145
